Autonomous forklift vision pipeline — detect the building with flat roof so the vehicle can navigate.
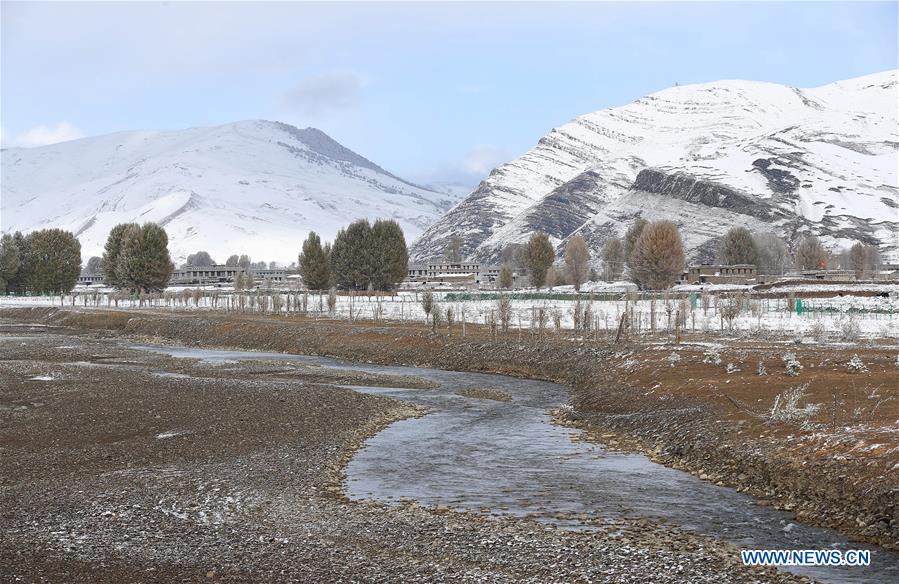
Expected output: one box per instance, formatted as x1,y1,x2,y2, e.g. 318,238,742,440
685,264,756,285
253,268,287,283
169,265,246,285
797,269,854,282
77,274,105,286
405,261,505,288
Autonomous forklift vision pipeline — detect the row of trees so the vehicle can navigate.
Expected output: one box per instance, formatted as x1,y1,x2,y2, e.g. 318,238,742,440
0,229,82,294
713,227,880,276
510,221,882,292
494,233,593,291
497,222,686,292
181,251,280,271
299,218,408,291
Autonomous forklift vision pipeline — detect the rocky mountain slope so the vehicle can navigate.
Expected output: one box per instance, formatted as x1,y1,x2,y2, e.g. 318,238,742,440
1,120,457,265
411,71,898,265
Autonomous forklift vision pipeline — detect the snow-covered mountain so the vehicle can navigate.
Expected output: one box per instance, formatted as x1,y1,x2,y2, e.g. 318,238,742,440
411,71,899,265
1,120,458,265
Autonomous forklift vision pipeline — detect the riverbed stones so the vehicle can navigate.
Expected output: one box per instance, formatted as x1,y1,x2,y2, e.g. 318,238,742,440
0,312,871,582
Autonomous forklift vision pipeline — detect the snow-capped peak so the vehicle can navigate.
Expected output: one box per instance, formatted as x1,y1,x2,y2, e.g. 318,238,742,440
1,120,460,265
411,70,898,263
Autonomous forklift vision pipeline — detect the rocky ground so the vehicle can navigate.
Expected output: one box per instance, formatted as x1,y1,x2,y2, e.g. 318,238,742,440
16,305,889,551
0,314,808,583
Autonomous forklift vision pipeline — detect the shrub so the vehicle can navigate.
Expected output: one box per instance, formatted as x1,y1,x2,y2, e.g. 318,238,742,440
719,296,742,331
668,352,681,368
847,355,867,373
769,383,820,423
809,320,827,343
702,347,722,366
782,352,803,376
839,317,861,342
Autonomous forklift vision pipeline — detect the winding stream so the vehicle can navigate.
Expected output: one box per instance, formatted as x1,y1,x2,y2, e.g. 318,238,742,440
133,344,898,584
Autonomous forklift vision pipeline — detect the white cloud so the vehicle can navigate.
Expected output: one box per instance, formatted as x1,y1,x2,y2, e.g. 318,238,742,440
12,122,84,148
283,72,363,118
410,144,514,190
461,144,511,175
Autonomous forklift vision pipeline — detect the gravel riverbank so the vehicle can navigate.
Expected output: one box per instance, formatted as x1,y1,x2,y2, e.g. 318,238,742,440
11,306,888,551
0,307,878,582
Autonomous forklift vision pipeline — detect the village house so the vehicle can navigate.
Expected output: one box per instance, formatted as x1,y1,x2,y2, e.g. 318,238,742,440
405,262,503,288
169,265,246,285
685,264,756,285
77,273,106,286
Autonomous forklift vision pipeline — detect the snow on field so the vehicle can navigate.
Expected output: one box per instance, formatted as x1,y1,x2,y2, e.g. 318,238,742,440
3,283,897,339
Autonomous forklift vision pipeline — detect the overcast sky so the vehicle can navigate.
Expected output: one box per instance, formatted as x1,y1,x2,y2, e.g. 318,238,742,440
2,1,897,187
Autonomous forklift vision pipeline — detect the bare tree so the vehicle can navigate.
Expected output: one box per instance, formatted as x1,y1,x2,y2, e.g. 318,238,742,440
795,235,827,270
184,251,215,267
753,233,789,275
497,293,512,335
849,242,866,279
564,235,590,291
421,288,434,317
82,256,102,276
545,266,558,290
443,235,463,263
498,264,513,289
499,244,526,269
630,220,685,290
602,238,625,281
864,244,881,278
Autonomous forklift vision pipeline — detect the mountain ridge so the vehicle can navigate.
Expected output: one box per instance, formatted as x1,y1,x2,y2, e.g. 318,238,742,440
410,70,899,265
1,120,458,265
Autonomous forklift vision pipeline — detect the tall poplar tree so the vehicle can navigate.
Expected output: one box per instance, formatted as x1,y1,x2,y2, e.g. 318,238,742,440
369,219,408,291
631,220,685,290
524,232,554,289
299,231,332,290
101,223,139,289
114,223,174,292
719,226,759,265
28,229,81,294
0,234,22,293
330,219,373,290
